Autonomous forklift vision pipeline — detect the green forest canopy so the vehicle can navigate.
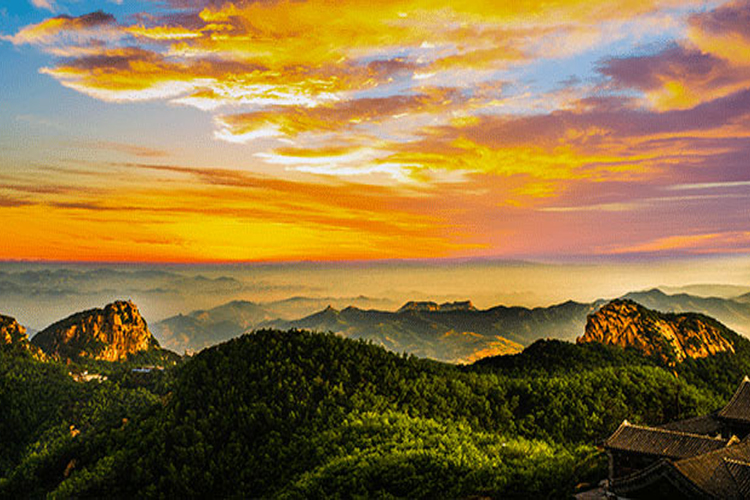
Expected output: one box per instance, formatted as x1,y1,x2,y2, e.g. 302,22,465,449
3,326,750,498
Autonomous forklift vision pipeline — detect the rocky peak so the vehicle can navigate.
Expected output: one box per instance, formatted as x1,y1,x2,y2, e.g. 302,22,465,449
1,313,45,358
438,301,477,312
397,300,477,313
1,314,28,345
31,300,160,362
577,299,735,365
398,301,440,313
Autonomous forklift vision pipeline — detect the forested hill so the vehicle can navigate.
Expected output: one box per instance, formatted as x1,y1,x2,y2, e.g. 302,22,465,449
5,326,750,498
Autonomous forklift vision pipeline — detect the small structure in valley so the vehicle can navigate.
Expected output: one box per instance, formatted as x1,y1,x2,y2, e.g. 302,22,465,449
604,376,750,498
68,370,107,383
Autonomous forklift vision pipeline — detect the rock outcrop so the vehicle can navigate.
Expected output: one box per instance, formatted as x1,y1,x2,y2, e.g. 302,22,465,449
577,299,735,364
31,301,160,362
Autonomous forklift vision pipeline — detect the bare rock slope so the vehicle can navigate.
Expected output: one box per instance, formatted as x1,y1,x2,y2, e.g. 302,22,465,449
577,299,735,364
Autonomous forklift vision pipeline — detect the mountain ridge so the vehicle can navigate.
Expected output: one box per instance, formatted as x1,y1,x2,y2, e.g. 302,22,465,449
261,299,591,363
150,296,398,353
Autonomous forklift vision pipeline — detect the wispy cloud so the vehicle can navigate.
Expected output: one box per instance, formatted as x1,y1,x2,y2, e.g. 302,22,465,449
5,11,116,45
604,231,750,255
87,141,169,158
30,0,56,13
667,181,750,190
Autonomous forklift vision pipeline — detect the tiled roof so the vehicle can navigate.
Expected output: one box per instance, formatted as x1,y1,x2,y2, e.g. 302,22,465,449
670,438,750,499
604,421,731,459
718,376,750,424
659,413,724,436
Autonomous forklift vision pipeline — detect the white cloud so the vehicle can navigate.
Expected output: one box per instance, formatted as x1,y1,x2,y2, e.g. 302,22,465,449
30,0,55,12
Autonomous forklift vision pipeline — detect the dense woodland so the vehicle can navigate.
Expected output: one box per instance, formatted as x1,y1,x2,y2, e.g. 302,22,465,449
2,325,749,498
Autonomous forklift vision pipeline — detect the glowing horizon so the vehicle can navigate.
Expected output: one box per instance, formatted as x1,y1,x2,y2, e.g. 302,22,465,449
2,0,750,262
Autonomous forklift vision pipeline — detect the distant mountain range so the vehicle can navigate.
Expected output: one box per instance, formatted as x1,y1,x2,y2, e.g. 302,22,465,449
145,288,750,363
659,284,750,299
619,289,750,334
262,300,591,363
150,296,396,354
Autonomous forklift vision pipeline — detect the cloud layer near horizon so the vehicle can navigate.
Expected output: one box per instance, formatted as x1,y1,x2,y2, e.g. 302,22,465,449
2,0,750,261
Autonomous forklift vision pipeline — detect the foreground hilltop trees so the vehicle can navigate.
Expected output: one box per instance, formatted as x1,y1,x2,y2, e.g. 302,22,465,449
0,333,733,497
3,299,750,497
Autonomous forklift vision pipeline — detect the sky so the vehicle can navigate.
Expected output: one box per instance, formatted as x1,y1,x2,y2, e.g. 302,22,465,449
1,0,749,263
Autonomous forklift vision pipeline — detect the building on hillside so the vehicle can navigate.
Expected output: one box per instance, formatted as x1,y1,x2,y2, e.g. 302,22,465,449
604,376,750,499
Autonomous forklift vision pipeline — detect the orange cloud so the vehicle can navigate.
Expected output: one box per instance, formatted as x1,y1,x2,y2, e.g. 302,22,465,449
5,11,116,45
587,1,750,112
688,0,750,65
126,25,203,41
601,45,750,110
214,87,463,141
8,0,704,111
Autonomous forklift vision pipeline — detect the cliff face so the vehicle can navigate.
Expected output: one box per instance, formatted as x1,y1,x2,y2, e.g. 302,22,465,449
31,301,160,362
577,299,735,364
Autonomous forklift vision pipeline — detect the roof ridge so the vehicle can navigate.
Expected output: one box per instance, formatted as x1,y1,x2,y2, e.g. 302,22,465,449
724,457,750,466
718,376,750,420
621,421,730,442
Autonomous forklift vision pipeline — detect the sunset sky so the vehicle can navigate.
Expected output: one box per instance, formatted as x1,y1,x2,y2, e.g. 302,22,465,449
1,0,749,262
